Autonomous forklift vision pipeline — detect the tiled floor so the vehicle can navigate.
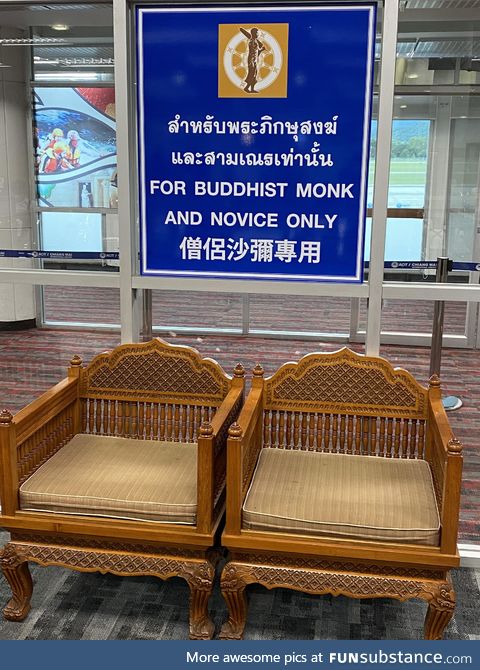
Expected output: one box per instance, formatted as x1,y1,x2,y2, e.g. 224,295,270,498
0,326,478,544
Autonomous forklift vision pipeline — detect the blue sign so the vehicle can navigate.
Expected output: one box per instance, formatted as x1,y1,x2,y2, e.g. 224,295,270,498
137,4,376,282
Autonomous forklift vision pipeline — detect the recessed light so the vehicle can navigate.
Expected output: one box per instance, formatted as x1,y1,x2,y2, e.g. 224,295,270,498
0,37,66,45
407,73,419,79
51,24,69,32
400,104,407,109
36,72,99,81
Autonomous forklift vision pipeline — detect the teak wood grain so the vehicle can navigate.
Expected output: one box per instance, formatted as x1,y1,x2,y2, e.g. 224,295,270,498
0,338,245,640
220,349,463,641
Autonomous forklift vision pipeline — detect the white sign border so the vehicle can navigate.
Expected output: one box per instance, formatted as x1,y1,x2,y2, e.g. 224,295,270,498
137,3,376,283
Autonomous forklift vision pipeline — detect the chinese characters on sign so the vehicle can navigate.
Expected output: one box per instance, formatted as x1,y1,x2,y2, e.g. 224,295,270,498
137,4,376,282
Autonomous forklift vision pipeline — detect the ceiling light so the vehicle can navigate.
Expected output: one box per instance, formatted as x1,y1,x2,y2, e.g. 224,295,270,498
36,72,99,81
407,73,419,79
400,104,407,109
35,59,59,65
0,37,66,45
51,24,69,32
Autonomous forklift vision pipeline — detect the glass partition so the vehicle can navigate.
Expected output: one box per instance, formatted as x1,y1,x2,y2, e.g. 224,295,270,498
0,2,117,274
43,285,120,326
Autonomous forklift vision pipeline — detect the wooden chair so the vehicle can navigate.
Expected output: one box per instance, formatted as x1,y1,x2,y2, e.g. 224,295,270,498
220,348,463,640
0,338,245,639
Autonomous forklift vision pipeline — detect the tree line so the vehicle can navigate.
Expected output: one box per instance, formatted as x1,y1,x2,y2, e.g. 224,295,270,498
370,135,428,160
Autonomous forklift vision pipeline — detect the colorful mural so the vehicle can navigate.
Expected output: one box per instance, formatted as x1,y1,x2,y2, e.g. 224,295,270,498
33,87,117,208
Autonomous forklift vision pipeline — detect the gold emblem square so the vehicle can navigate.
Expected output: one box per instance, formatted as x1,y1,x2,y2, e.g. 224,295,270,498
218,23,289,99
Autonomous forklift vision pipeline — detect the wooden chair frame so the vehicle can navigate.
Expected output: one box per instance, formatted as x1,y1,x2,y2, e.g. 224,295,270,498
220,348,463,640
0,338,245,639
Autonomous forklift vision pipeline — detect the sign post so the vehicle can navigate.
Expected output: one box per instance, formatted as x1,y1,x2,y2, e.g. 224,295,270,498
137,3,376,284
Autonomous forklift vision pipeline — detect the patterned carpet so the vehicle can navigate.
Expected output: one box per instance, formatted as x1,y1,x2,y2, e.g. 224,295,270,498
0,533,479,640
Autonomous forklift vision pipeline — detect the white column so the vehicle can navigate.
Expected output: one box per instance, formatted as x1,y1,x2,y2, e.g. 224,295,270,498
0,28,36,328
366,0,399,356
113,0,140,343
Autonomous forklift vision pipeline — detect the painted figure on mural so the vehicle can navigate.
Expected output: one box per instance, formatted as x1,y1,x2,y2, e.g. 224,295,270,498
240,27,265,93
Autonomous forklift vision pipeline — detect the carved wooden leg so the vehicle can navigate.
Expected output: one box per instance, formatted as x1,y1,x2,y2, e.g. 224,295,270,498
1,544,33,622
185,561,215,640
219,563,248,640
424,579,456,640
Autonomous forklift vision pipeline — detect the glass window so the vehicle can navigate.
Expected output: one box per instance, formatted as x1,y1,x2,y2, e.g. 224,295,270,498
248,296,351,337
358,298,468,338
366,115,430,262
41,211,103,252
446,115,480,262
152,291,244,333
43,285,120,326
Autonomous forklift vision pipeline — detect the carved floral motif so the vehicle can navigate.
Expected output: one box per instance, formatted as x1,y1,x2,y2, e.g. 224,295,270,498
265,349,427,418
81,339,231,402
220,559,455,640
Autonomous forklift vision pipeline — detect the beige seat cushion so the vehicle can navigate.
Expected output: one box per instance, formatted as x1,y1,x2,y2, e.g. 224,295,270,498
243,449,440,545
20,433,197,524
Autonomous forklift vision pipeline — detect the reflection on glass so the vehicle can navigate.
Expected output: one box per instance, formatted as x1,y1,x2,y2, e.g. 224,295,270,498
368,119,429,209
447,118,480,262
33,87,117,208
395,57,455,86
41,211,102,252
364,218,423,262
366,119,429,261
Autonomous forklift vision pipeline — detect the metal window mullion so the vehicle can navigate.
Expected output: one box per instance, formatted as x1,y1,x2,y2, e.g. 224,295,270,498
350,297,361,340
465,299,479,347
366,0,399,356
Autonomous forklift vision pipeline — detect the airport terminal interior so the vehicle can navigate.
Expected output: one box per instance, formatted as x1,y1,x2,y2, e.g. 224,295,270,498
0,0,480,640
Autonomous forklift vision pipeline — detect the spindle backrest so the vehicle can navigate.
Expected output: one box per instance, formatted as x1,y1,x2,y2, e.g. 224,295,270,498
75,338,232,441
262,348,428,459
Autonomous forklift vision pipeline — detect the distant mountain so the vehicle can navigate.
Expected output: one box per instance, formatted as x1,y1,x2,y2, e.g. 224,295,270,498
371,119,430,141
370,119,430,159
392,119,430,141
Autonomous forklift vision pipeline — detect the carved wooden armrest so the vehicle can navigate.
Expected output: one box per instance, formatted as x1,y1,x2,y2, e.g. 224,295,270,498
196,365,245,532
0,377,79,516
224,380,264,535
427,386,463,555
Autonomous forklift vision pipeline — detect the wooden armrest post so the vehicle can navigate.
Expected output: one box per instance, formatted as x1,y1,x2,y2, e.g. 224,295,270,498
441,438,463,555
0,410,19,515
225,422,243,535
225,364,265,536
197,364,246,533
427,376,463,555
197,422,215,533
68,355,83,434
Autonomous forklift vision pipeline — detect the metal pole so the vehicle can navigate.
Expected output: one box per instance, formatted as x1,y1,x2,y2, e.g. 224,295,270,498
429,257,450,378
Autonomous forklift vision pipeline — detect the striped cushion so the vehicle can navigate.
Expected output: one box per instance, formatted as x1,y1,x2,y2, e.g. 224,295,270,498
20,434,197,524
243,449,440,545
